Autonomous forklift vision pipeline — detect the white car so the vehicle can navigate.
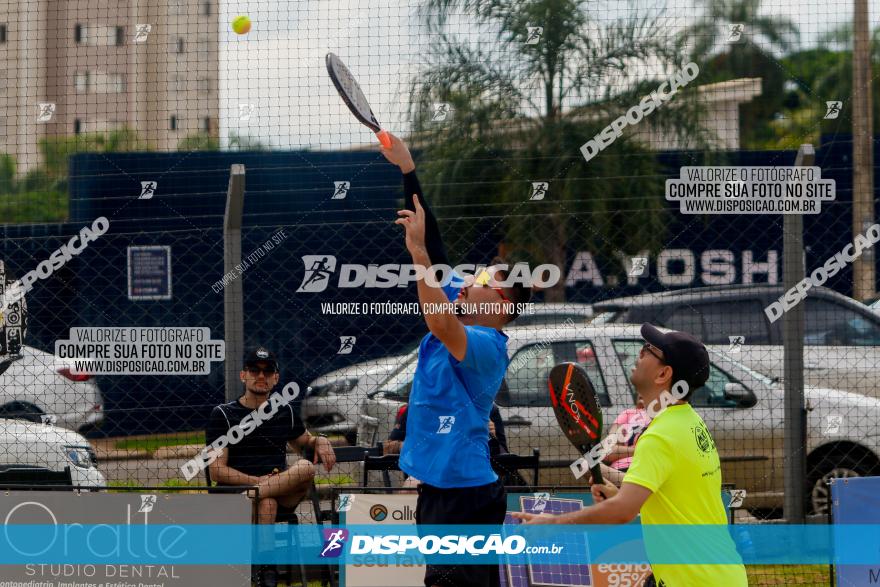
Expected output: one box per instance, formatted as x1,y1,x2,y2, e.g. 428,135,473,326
0,419,105,488
302,304,593,443
300,350,417,444
359,324,880,516
0,345,104,432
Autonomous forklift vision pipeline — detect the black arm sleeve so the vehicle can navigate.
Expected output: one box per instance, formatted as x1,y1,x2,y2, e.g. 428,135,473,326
489,404,509,455
403,171,450,267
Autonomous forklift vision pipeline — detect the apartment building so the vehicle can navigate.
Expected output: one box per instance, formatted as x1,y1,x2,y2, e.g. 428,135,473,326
0,0,219,174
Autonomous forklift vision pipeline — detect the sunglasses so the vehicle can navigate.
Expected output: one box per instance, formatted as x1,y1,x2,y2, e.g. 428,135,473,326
469,268,512,304
641,343,665,363
246,366,278,376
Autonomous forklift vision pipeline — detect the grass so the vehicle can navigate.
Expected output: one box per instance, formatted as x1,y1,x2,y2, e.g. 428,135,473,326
0,190,68,223
106,478,204,493
314,475,355,486
746,565,831,586
113,431,204,451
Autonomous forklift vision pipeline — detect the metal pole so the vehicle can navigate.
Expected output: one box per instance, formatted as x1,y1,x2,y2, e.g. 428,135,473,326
852,0,876,300
224,164,245,402
783,145,813,524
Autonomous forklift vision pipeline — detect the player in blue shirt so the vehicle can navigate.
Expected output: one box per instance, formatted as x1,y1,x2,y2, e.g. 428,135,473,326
381,134,532,587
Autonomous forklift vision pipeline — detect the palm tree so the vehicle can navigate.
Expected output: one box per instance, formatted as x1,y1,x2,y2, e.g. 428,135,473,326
683,0,799,147
410,0,711,301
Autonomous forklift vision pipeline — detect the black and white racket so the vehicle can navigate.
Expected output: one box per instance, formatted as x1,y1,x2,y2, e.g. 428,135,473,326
325,53,392,148
548,362,604,484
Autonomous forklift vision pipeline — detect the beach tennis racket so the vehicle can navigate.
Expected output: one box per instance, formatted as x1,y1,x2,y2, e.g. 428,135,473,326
548,362,604,484
325,53,392,148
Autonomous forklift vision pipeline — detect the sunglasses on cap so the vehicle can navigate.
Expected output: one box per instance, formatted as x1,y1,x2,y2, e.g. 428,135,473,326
641,343,666,363
464,268,512,304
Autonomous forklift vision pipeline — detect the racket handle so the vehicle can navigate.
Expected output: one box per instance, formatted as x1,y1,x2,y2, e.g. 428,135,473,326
590,463,604,486
376,130,392,148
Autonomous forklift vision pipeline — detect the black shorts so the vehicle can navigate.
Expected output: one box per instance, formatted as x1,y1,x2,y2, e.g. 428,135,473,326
415,478,506,587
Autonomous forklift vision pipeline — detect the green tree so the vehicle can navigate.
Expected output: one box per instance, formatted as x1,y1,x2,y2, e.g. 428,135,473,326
177,132,220,151
412,0,710,300
683,0,799,147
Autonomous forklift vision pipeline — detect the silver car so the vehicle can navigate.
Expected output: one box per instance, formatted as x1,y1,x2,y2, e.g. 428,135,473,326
359,324,880,516
0,345,104,432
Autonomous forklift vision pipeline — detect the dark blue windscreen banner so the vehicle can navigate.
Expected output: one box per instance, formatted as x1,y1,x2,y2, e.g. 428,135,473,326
832,476,880,586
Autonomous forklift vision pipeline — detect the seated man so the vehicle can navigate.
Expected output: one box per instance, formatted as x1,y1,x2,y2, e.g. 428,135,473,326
205,347,337,587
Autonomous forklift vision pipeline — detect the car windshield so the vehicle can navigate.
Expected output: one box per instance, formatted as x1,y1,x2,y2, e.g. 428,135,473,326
707,348,776,386
374,350,419,398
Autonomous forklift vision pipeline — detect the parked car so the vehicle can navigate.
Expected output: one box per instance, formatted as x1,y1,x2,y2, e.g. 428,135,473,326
300,348,417,444
0,418,105,488
590,285,880,400
301,303,592,443
359,323,880,516
0,345,104,433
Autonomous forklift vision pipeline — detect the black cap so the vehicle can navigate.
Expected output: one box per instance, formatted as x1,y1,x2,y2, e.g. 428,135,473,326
243,347,279,371
640,323,710,394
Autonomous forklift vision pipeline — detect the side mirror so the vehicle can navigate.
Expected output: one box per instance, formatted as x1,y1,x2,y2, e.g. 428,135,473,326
723,382,757,408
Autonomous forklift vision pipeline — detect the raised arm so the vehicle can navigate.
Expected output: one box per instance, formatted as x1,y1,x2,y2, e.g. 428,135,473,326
381,134,451,268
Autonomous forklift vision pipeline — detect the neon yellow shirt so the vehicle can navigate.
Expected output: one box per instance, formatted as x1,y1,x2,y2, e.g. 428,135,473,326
624,403,748,586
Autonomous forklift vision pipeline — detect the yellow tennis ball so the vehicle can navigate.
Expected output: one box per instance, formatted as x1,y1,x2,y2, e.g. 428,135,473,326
232,15,251,35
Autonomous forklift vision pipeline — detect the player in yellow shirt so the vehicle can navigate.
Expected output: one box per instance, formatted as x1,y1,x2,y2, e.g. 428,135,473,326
514,324,748,586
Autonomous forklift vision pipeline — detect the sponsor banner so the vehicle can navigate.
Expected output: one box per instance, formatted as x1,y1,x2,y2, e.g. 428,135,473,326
342,493,423,587
832,476,880,587
1,524,877,566
0,492,251,587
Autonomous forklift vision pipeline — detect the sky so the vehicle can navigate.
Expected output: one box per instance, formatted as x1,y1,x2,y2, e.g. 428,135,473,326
217,0,878,150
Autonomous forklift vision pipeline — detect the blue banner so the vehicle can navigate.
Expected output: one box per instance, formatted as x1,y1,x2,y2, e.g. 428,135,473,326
832,476,880,586
1,524,879,565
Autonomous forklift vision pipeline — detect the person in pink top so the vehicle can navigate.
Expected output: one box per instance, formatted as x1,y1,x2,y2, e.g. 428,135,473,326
605,398,650,472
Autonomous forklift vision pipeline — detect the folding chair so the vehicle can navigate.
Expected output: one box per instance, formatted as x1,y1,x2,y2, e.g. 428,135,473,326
362,453,400,488
204,466,310,587
491,449,541,489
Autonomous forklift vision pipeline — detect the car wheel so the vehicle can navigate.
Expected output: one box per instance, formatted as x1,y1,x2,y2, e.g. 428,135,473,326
806,452,878,516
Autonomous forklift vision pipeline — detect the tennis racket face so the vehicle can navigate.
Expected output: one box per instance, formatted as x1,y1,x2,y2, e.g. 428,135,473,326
325,53,382,133
548,362,603,452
